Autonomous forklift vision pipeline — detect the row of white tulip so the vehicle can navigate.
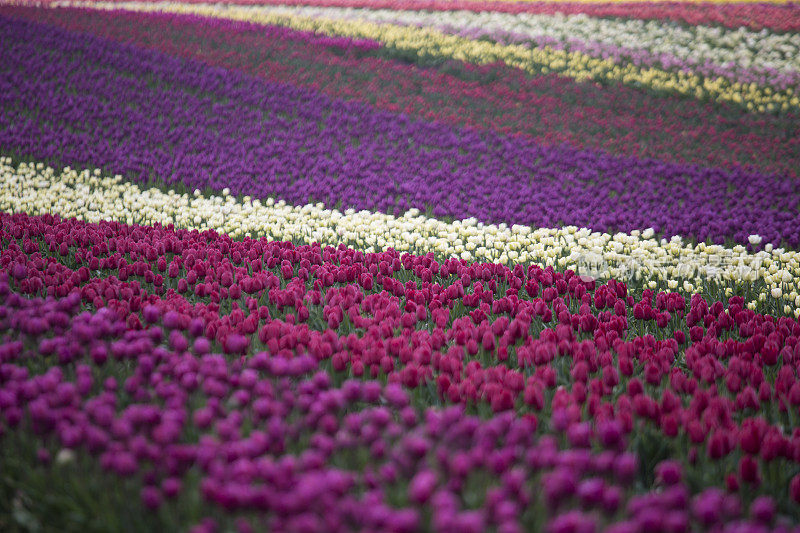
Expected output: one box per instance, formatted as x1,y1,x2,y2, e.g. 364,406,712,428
256,5,800,83
63,1,800,90
51,1,799,111
1,156,798,316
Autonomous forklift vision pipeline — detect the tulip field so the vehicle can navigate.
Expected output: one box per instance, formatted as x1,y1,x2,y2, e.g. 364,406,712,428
2,1,800,532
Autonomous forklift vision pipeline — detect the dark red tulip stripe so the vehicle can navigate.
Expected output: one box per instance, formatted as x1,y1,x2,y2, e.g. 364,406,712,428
1,212,800,529
5,6,798,179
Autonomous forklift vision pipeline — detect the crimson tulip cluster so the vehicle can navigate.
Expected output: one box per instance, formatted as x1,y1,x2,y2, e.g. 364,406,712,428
1,212,799,529
2,0,800,528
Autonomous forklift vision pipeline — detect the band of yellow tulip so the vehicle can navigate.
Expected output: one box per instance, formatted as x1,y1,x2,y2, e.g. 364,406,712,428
63,1,800,113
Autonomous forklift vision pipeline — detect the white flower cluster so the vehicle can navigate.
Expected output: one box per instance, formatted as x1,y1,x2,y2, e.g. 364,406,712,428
2,157,799,316
259,6,800,78
280,5,800,88
68,2,800,89
54,1,800,111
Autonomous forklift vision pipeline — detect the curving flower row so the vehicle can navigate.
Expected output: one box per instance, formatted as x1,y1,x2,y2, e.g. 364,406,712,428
61,0,800,32
191,4,800,91
2,211,800,529
63,1,800,112
6,5,798,179
3,157,799,316
2,1,800,530
446,0,800,33
2,15,799,250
